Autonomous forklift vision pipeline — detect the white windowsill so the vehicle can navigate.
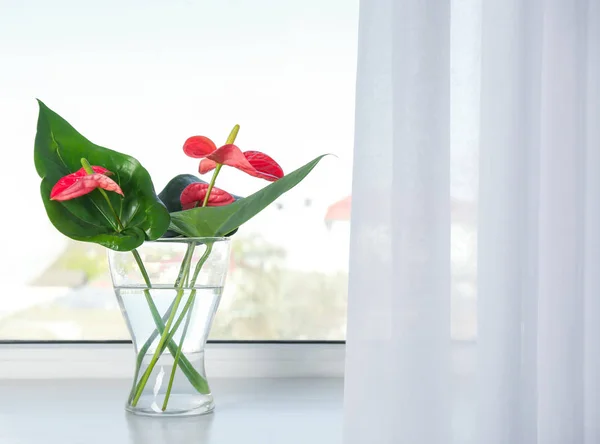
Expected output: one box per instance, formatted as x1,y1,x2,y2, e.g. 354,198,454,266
0,343,344,443
0,377,344,444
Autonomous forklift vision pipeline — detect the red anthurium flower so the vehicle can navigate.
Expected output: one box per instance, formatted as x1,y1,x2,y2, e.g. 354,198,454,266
183,136,217,158
180,183,235,210
183,137,284,182
51,166,109,196
50,166,124,201
242,151,284,180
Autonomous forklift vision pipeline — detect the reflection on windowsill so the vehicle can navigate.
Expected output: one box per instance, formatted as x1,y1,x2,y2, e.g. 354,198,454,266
126,413,215,444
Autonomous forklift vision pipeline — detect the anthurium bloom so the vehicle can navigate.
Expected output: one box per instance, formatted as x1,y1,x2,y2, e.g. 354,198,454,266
50,166,124,201
183,136,284,182
180,182,235,210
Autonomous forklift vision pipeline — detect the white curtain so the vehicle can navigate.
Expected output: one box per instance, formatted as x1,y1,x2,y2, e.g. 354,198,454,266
343,0,600,443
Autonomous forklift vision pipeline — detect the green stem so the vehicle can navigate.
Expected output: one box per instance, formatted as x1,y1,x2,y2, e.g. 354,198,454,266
130,242,212,406
127,290,163,403
157,287,198,353
132,250,151,286
159,242,214,410
127,240,213,401
201,124,239,207
127,293,209,403
129,246,193,405
175,242,196,287
100,188,123,229
126,239,159,402
131,286,187,406
157,244,213,357
161,292,195,411
127,243,198,403
202,164,223,207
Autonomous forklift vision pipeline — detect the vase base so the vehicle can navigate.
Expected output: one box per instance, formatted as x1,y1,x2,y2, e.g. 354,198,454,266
125,394,215,417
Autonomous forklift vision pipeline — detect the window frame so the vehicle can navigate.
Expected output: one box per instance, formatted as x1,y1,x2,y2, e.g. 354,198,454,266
0,341,345,379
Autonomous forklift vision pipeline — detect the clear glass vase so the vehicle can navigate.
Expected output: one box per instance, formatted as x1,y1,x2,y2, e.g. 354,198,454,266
108,237,231,417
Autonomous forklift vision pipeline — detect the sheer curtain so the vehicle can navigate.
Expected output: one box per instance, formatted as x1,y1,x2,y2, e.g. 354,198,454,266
343,0,600,443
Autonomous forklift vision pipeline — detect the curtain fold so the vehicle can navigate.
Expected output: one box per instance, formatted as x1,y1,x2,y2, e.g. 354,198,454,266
536,1,588,441
345,0,600,443
343,1,451,443
476,0,543,442
478,0,599,442
584,4,600,443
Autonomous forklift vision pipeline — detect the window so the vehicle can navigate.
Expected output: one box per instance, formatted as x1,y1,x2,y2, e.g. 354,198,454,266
0,0,479,343
0,0,358,340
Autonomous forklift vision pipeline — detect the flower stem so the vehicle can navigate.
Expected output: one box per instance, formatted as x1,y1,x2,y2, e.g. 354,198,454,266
161,293,195,411
127,249,161,403
125,231,209,400
132,250,151,286
202,164,223,207
160,242,214,410
174,242,196,287
127,292,210,403
127,248,195,403
129,245,195,405
131,286,187,406
201,124,240,207
130,241,212,407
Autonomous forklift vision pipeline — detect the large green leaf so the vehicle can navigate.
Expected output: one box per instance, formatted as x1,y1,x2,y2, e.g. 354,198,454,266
34,100,170,251
169,155,327,238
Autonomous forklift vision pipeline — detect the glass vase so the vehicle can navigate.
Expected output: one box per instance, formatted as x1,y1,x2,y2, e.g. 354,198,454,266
108,237,231,417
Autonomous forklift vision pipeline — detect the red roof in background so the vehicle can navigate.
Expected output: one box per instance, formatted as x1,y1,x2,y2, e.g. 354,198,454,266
325,196,351,221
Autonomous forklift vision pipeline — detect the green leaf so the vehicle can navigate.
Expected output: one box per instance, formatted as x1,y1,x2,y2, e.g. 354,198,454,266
34,100,170,251
169,155,327,237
